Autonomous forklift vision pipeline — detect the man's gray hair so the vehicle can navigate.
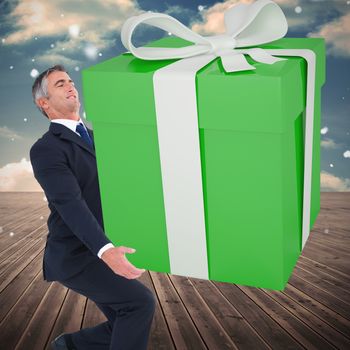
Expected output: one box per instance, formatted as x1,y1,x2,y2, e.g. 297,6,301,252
32,65,67,118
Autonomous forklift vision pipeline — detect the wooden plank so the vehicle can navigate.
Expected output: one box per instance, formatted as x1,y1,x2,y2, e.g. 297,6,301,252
0,224,47,273
139,272,175,350
287,274,350,320
0,192,348,350
45,289,87,350
293,265,350,304
81,298,107,329
0,193,46,226
213,282,305,349
190,277,270,349
0,238,45,293
0,208,47,252
0,251,43,322
169,274,238,349
312,236,350,254
15,282,68,350
262,288,350,349
0,205,44,230
301,244,350,275
150,271,207,350
238,285,337,349
308,240,350,259
298,255,350,285
283,283,350,339
0,271,50,350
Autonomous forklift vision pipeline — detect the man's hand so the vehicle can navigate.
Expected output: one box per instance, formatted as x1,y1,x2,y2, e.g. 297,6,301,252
101,246,145,279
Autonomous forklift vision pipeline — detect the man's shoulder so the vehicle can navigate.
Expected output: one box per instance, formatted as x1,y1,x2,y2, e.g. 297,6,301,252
30,129,62,160
30,130,50,151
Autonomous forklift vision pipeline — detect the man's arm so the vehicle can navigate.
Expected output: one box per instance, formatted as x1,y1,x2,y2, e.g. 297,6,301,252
30,141,113,256
30,141,144,279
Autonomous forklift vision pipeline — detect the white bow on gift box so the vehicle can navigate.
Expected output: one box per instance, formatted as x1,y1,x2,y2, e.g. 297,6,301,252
121,0,316,279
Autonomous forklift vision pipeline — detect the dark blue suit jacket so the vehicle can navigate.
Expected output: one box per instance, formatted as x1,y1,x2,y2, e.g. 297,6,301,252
30,122,113,282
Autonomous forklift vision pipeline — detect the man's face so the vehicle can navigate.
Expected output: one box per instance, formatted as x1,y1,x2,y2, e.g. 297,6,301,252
39,70,80,119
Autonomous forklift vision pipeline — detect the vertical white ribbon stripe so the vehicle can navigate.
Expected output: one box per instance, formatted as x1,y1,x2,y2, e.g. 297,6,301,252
152,49,315,277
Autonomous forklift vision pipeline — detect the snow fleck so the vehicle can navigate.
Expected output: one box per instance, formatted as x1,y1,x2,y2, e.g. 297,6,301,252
69,24,80,38
74,66,80,72
84,44,98,59
168,32,172,35
343,150,350,158
31,58,35,62
34,37,38,40
24,118,28,122
295,6,302,14
10,138,14,141
320,127,328,135
62,47,65,51
43,196,47,202
30,69,39,78
9,65,14,70
330,163,334,168
198,5,204,12
1,38,5,44
83,111,87,119
98,52,102,57
324,229,329,234
50,43,55,48
61,13,65,18
40,216,44,220
9,232,14,237
342,96,345,100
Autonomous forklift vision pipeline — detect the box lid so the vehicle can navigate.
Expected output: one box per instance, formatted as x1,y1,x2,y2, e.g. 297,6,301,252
82,37,325,133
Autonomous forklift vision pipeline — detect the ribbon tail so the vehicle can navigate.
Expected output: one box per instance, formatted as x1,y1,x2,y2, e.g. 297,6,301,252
220,52,256,72
244,47,286,64
244,48,287,64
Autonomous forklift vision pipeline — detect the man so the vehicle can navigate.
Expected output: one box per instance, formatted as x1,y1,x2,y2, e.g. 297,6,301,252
30,65,155,350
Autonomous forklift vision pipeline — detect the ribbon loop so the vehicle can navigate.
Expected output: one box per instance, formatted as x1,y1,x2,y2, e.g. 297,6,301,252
121,0,288,72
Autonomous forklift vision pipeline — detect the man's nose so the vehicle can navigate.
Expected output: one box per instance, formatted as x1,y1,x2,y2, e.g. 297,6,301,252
66,84,75,92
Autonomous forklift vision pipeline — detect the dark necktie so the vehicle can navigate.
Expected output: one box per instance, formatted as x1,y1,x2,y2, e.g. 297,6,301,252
76,123,93,148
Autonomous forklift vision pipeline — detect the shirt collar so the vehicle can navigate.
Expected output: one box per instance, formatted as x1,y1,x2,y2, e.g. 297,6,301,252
51,118,86,134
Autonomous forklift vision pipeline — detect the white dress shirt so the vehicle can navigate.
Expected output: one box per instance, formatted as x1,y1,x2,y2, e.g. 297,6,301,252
51,118,114,259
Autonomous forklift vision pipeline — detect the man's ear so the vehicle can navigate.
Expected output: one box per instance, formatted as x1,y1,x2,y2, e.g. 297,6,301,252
36,97,49,113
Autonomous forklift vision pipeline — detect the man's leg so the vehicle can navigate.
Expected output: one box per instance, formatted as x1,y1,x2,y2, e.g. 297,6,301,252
58,259,155,350
66,303,116,349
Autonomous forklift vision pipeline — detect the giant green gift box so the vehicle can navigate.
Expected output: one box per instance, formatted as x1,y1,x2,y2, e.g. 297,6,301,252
82,36,325,290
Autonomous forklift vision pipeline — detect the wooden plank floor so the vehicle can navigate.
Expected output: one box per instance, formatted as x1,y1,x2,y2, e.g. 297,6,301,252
0,192,349,350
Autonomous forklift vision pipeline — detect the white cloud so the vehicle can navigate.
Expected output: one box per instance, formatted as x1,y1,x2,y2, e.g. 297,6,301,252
321,138,340,149
4,0,139,44
0,126,23,140
3,0,141,67
0,158,42,192
308,12,350,58
190,0,301,35
189,0,350,53
321,171,350,192
35,52,80,67
191,0,243,35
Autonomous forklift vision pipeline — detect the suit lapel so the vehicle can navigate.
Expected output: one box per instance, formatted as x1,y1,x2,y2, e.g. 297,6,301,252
49,122,96,157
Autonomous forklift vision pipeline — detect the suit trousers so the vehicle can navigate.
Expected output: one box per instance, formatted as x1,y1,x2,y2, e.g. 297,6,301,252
58,258,156,350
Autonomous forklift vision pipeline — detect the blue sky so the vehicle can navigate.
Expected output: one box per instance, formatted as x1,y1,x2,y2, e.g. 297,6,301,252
0,0,349,191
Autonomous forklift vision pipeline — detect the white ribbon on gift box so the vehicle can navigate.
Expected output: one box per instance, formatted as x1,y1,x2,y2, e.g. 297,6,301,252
121,0,316,279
